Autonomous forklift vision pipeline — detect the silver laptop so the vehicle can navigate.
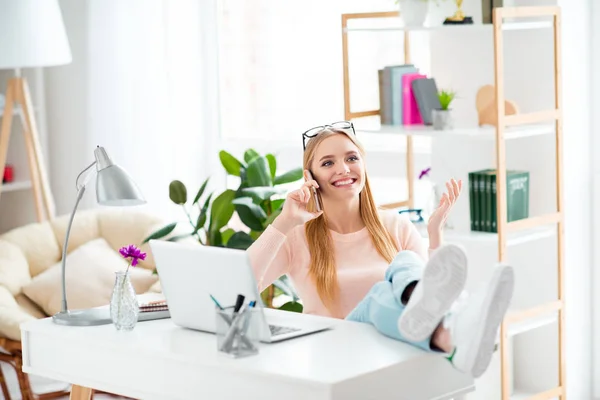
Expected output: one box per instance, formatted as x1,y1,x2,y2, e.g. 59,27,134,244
149,239,334,342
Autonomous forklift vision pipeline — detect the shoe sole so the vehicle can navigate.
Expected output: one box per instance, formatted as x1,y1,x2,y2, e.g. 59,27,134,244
462,265,515,378
398,244,468,342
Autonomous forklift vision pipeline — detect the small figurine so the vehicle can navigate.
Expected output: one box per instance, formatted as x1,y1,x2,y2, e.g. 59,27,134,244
443,0,474,25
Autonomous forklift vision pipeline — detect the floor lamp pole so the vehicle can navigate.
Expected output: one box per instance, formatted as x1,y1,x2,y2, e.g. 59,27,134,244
0,74,55,222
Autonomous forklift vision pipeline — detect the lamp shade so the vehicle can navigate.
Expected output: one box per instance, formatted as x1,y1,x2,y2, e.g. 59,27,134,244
94,147,145,207
0,0,72,69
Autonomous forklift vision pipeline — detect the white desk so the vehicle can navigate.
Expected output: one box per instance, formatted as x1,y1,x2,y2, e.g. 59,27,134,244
21,310,474,400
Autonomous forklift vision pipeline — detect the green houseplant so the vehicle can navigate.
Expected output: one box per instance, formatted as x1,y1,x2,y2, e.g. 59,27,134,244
433,89,456,130
142,148,304,312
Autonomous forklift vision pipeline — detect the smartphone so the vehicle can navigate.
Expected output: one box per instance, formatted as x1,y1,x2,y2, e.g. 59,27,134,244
305,171,322,212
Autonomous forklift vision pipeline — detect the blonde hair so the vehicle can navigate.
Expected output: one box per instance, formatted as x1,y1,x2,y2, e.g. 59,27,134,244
303,129,399,316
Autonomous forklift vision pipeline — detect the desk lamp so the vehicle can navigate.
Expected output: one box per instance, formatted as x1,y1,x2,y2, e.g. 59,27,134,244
52,146,146,326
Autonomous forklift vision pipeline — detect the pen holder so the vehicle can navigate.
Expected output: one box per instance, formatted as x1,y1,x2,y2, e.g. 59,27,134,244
215,307,261,358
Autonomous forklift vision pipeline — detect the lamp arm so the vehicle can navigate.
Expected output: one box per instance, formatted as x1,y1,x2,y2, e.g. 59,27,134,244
59,184,86,313
75,160,97,190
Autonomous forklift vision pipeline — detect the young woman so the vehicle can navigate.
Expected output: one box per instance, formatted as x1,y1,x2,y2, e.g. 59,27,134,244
247,121,514,379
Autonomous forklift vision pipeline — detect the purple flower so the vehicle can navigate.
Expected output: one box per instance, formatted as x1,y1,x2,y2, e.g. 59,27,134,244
418,167,431,180
119,244,147,267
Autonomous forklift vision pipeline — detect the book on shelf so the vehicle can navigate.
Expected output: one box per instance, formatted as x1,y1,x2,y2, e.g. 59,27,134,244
468,169,530,233
402,72,426,125
377,64,444,127
411,78,441,126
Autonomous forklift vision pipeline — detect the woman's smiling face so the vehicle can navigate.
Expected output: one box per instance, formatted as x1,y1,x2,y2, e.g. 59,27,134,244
309,133,365,201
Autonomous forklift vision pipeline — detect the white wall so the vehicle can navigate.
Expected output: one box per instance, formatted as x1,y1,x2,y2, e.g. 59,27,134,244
557,0,593,398
45,0,218,226
591,0,600,397
45,0,93,213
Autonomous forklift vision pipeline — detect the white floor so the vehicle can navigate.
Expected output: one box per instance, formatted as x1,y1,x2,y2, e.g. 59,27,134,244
1,363,128,399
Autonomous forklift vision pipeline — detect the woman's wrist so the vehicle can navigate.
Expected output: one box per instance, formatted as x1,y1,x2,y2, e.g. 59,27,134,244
272,214,298,235
428,229,442,250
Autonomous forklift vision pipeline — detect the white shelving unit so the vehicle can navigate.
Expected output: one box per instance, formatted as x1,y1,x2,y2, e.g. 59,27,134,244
357,122,555,140
341,6,564,400
344,21,553,33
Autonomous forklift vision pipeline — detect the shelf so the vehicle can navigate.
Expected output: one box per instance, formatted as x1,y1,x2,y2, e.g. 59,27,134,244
1,180,32,192
355,122,555,140
491,309,557,347
508,312,557,337
511,389,560,400
443,225,555,246
344,20,552,33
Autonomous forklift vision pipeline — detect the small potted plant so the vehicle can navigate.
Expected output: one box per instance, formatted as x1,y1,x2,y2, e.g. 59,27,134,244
432,89,456,130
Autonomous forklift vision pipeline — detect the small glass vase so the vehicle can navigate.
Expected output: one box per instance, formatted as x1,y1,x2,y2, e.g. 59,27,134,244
110,271,139,331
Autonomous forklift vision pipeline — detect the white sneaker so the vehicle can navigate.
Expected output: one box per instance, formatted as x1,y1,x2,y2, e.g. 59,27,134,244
446,264,515,378
398,244,468,342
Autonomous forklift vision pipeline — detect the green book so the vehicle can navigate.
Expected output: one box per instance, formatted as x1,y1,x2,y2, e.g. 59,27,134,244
469,169,494,232
468,172,476,231
485,170,530,232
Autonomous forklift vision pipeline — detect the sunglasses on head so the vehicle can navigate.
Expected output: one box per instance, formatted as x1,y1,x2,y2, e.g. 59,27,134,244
302,121,356,151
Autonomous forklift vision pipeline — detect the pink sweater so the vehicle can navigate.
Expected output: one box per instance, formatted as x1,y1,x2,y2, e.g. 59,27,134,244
247,210,428,318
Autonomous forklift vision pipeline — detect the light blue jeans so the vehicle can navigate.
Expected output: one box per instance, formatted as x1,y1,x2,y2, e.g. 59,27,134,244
345,250,433,351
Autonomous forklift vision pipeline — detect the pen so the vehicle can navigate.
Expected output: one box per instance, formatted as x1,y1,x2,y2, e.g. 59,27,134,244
210,294,224,310
221,303,247,352
241,300,257,341
233,294,245,314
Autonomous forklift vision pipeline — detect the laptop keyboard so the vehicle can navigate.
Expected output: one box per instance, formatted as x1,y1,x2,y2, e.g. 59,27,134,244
269,324,301,337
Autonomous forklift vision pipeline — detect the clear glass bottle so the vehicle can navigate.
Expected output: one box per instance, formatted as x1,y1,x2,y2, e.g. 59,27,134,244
110,271,139,331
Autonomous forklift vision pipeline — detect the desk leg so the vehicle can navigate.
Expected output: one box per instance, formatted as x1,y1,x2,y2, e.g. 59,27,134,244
70,385,93,400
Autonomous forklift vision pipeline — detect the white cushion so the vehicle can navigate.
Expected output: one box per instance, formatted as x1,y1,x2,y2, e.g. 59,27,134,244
0,221,62,277
22,238,158,316
0,239,31,295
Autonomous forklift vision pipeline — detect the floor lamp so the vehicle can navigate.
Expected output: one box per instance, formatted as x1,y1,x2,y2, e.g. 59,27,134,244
0,0,72,222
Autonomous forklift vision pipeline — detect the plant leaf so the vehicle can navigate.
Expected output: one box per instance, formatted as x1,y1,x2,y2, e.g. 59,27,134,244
244,149,260,164
272,277,296,299
246,156,272,187
219,150,245,177
141,222,178,244
278,301,303,313
266,154,277,180
249,230,262,240
273,167,303,185
226,231,255,250
169,180,187,205
195,192,213,232
168,233,193,242
208,229,223,247
192,177,210,205
271,198,285,211
209,189,236,232
232,197,267,231
240,186,285,203
221,228,236,245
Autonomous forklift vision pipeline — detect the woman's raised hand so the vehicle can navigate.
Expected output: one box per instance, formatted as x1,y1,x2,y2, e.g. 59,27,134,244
272,170,324,233
427,178,462,249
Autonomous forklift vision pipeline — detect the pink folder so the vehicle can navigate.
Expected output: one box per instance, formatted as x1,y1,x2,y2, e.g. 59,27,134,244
402,73,426,125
